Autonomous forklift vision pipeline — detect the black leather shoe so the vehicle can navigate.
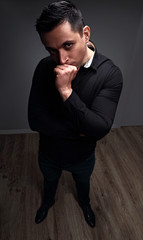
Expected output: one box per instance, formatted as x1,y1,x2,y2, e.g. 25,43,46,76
80,204,96,227
35,202,54,224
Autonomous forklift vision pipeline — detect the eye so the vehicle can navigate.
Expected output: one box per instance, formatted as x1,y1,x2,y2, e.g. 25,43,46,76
64,42,73,49
49,49,56,55
45,47,57,55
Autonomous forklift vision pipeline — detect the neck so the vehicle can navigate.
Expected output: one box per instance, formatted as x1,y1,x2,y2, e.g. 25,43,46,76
87,47,94,59
82,46,94,66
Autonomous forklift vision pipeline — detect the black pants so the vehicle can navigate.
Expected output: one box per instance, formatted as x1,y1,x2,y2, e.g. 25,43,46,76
38,152,95,206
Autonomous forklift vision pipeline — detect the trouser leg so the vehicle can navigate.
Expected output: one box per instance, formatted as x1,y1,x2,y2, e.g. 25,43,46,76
38,152,62,205
35,152,62,224
71,153,95,206
74,179,90,206
43,177,60,206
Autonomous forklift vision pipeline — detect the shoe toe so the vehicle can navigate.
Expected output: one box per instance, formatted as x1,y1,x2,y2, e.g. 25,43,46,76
35,205,48,224
81,204,96,228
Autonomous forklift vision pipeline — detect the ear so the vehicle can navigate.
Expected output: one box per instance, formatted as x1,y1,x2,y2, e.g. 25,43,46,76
83,25,90,43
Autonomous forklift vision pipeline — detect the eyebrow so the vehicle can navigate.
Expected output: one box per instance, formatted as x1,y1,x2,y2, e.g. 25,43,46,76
45,40,75,51
45,46,56,51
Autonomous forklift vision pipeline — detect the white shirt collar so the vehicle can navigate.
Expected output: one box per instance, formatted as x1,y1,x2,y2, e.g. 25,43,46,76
83,52,95,68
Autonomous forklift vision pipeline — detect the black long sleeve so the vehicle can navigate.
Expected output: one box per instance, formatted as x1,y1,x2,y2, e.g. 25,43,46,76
64,65,123,140
28,50,123,163
28,58,78,139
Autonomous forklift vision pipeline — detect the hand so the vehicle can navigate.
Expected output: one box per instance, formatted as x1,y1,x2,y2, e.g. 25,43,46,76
54,64,78,101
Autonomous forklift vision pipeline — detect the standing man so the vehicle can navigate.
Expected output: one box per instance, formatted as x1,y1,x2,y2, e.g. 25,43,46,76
28,0,123,228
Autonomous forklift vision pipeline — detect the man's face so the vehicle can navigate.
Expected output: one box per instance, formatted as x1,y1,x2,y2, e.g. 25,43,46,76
40,21,90,68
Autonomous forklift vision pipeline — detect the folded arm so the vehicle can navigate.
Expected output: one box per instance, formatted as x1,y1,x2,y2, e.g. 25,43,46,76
63,66,123,140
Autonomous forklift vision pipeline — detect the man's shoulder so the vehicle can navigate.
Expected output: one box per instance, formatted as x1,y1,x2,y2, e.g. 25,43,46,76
94,51,122,76
92,50,123,84
37,56,56,68
33,56,56,81
93,51,115,69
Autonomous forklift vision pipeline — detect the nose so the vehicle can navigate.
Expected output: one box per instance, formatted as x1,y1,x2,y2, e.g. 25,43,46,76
58,49,69,65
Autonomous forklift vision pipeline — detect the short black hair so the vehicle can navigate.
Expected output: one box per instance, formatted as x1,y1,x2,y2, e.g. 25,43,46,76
36,0,84,36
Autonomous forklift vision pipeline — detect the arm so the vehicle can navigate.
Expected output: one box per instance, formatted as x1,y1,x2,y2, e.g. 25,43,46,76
28,59,77,138
63,66,123,141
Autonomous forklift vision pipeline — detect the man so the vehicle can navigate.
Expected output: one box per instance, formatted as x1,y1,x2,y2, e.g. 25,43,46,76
28,0,123,228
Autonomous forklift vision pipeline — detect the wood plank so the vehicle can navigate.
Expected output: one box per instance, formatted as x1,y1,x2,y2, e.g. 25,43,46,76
0,126,143,239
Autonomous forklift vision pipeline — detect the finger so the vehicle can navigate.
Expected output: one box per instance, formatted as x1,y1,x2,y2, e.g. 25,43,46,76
56,65,65,70
64,64,77,71
54,65,78,77
54,68,60,76
56,64,77,71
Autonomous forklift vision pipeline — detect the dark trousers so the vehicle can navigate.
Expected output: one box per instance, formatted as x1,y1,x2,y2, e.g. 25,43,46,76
38,152,95,206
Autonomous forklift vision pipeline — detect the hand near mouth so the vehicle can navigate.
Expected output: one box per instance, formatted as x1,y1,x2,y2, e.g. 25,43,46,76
54,64,79,101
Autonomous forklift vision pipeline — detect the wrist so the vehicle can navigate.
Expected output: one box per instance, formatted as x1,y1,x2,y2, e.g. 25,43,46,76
59,88,72,101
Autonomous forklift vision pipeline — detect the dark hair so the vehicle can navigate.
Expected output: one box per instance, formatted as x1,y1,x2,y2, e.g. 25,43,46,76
36,0,84,36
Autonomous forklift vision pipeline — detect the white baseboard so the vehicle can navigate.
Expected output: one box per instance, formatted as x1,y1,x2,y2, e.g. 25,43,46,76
0,125,120,135
0,129,37,134
112,124,120,128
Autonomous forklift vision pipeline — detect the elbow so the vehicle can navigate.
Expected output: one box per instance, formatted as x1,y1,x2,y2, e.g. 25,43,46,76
28,114,38,132
94,122,111,141
28,120,36,132
84,118,112,141
29,123,36,132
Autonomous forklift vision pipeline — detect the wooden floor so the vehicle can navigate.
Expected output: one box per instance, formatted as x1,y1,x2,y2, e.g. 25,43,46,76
0,126,143,240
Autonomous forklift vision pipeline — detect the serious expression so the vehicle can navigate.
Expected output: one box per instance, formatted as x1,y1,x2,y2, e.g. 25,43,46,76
40,21,90,68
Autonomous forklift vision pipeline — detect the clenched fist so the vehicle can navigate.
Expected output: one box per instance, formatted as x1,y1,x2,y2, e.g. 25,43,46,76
54,64,78,101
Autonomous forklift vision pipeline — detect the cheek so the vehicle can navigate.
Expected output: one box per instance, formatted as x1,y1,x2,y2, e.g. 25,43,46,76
74,44,85,55
77,46,86,59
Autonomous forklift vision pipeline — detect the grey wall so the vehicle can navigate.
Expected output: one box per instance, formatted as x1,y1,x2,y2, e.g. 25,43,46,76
118,13,143,126
0,0,143,131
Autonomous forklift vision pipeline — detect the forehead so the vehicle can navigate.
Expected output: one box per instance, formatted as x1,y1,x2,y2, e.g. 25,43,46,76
41,21,82,48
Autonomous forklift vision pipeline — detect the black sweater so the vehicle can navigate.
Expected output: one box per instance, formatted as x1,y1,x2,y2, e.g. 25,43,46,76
28,49,123,164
